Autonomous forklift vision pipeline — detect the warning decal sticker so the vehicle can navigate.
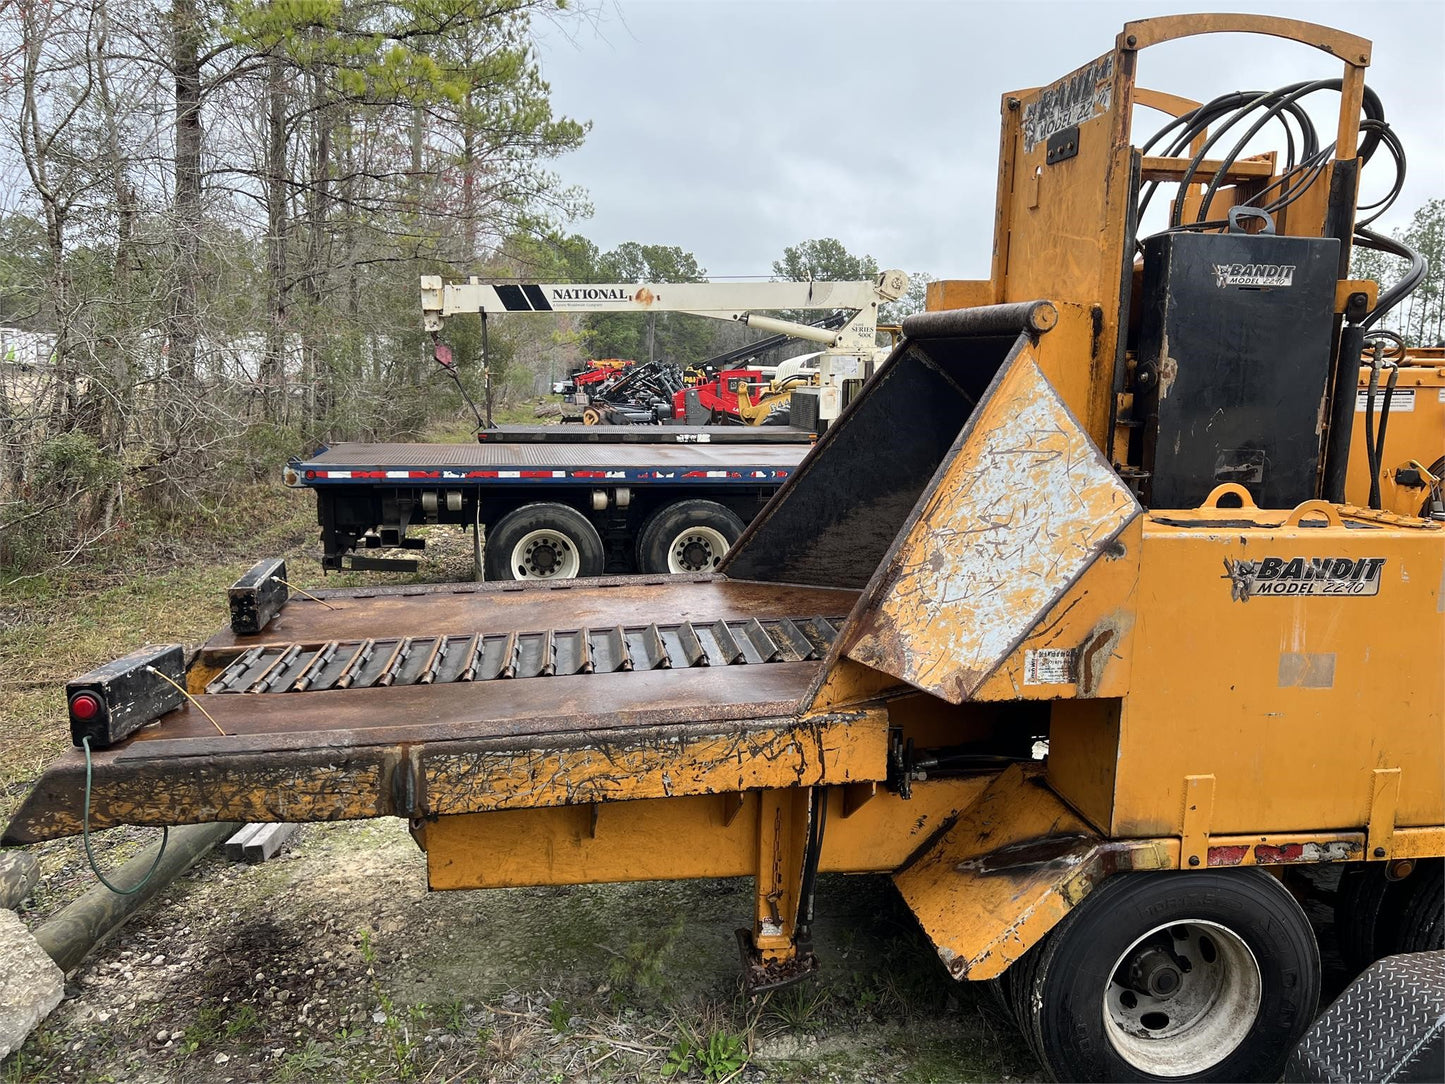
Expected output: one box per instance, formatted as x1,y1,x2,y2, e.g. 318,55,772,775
1024,648,1076,684
1355,388,1416,412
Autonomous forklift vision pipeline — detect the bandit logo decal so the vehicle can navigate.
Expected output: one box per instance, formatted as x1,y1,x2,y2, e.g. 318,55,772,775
1223,556,1385,601
1212,263,1296,288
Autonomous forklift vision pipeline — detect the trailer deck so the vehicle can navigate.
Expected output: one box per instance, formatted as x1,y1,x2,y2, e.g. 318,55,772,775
3,576,870,844
473,424,816,444
291,441,806,485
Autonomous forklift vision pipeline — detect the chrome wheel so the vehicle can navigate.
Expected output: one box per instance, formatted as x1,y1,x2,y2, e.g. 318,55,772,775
666,525,730,573
509,528,581,579
1103,919,1261,1077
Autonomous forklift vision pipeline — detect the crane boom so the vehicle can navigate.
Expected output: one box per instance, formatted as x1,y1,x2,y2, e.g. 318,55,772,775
420,271,909,354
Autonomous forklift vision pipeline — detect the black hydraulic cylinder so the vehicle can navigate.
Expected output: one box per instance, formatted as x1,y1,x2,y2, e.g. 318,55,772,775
901,300,1058,340
1321,324,1366,504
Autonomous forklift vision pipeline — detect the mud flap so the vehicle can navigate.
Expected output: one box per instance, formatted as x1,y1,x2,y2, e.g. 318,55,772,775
892,765,1172,981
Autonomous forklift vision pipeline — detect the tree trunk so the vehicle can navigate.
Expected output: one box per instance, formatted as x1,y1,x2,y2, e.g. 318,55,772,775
262,52,289,424
95,0,137,462
17,1,74,426
169,0,204,400
301,62,332,433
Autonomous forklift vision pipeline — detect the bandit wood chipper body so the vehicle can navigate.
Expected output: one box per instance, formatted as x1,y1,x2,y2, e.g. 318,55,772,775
5,15,1443,1082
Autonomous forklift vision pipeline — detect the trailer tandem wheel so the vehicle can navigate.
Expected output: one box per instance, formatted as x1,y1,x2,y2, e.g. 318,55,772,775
1007,869,1319,1082
1334,863,1409,969
636,500,746,574
1394,859,1444,953
483,503,606,581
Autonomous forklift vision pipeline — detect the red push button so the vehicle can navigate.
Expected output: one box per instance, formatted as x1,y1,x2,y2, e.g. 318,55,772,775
69,693,102,721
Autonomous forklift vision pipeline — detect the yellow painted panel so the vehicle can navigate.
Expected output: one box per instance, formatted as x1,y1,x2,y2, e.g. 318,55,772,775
925,280,994,311
1345,362,1445,516
422,777,992,891
1113,517,1444,837
1046,699,1122,833
893,765,1174,980
974,516,1141,700
994,48,1133,443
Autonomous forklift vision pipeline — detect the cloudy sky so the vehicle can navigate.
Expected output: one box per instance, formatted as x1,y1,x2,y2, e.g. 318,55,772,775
533,1,1444,281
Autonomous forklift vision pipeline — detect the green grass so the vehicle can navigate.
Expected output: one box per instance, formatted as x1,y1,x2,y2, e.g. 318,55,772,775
0,484,323,820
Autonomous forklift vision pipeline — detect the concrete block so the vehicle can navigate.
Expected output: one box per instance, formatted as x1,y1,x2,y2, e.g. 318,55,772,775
0,908,64,1059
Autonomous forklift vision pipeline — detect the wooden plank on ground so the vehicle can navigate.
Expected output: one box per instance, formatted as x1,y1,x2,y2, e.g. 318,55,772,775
242,823,298,865
223,823,263,862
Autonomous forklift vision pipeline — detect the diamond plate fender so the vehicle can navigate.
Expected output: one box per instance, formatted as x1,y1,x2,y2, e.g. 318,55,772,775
1285,951,1445,1082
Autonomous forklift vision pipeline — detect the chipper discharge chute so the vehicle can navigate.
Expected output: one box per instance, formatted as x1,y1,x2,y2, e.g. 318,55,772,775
6,15,1443,1083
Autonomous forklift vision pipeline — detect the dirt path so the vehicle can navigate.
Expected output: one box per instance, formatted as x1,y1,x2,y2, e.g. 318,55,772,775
6,818,1040,1083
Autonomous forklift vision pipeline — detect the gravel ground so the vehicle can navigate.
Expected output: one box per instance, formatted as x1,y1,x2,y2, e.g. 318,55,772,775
3,818,1042,1083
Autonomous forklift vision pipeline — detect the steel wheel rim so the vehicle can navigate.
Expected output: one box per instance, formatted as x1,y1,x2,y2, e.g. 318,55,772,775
510,528,580,579
1102,919,1262,1076
666,525,730,573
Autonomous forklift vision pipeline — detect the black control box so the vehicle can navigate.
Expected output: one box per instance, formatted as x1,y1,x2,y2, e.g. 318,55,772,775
67,643,186,748
1135,230,1340,510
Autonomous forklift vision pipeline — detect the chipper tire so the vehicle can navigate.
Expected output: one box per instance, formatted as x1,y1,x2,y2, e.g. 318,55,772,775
1007,869,1319,1083
1393,860,1444,954
1334,863,1409,970
483,503,605,581
635,500,746,575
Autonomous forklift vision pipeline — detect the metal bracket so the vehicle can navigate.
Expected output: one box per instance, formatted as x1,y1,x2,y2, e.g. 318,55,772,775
1366,768,1400,860
734,928,819,995
1046,126,1080,165
1181,774,1215,868
343,554,421,573
721,791,745,828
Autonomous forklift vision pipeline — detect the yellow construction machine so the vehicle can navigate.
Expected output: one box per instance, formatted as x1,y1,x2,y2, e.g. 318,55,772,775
5,15,1442,1082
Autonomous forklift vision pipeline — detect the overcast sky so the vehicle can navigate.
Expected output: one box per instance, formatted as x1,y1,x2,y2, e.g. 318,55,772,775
534,0,1445,281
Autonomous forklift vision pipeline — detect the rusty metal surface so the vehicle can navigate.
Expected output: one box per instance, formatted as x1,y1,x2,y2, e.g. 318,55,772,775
3,707,886,844
893,765,1175,980
844,344,1141,703
298,441,807,469
127,662,823,752
201,577,859,656
205,616,844,694
4,577,880,845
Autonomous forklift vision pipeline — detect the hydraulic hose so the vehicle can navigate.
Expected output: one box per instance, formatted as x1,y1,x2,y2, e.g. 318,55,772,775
1373,361,1400,510
1355,228,1428,330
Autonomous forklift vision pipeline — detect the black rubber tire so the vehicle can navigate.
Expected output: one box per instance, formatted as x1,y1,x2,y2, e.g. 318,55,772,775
1393,860,1444,953
635,500,746,575
482,502,605,581
1009,870,1320,1083
981,970,1013,1022
1334,864,1407,970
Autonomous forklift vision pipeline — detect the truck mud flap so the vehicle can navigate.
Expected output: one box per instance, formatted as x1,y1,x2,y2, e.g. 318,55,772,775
892,764,1172,980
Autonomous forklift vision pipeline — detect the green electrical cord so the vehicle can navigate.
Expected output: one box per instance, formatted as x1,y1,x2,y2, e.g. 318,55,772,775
81,735,169,895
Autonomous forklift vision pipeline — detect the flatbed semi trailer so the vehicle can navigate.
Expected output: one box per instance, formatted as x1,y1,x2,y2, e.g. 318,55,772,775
7,17,1444,1083
286,430,814,578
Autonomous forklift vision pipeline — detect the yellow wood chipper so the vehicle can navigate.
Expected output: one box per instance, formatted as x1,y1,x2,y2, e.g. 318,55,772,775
6,15,1442,1082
